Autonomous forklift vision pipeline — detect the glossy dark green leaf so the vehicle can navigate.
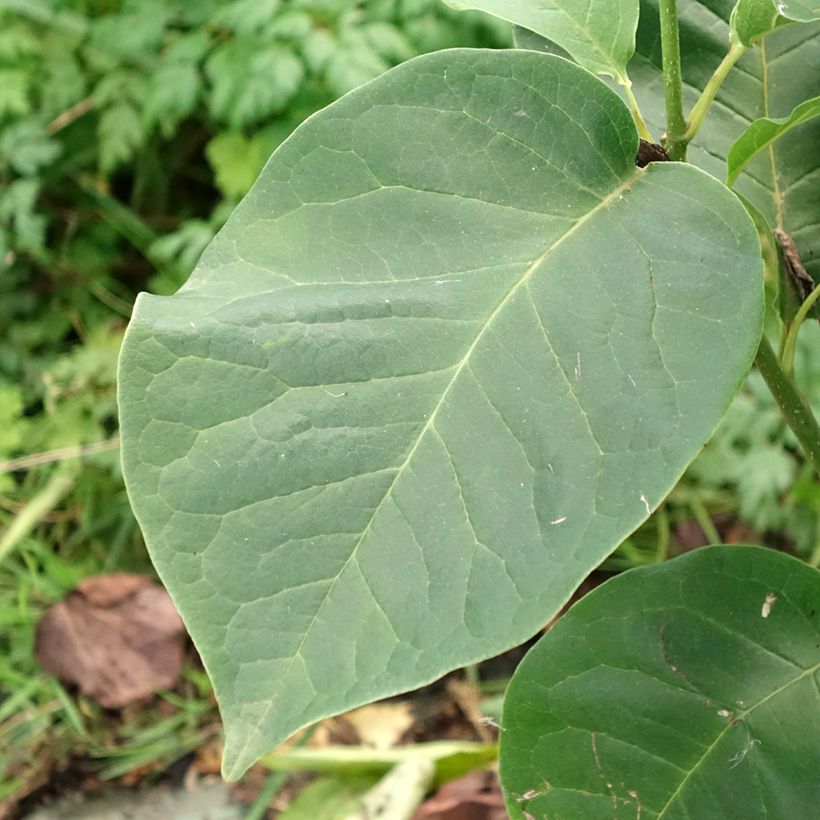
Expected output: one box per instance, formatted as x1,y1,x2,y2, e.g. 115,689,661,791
118,49,763,779
500,546,820,819
445,0,639,81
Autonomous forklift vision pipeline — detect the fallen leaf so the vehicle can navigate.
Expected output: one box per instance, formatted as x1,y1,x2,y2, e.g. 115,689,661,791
34,573,186,708
413,770,506,820
445,680,493,742
344,702,415,750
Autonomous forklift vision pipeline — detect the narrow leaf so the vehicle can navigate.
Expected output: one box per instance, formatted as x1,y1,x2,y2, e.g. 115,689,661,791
499,546,820,819
118,49,763,780
727,95,820,185
444,1,639,81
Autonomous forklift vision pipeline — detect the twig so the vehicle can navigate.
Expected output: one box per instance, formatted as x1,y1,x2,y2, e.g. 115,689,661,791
0,436,120,475
46,97,94,135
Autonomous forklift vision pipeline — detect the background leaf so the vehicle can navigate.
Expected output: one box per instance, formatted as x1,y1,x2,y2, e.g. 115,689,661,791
119,49,764,779
444,0,639,80
499,546,820,819
726,95,820,185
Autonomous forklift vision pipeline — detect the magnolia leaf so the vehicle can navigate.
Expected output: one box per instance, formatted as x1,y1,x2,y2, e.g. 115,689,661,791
118,50,763,780
444,1,639,81
731,0,820,45
499,546,820,819
727,96,820,185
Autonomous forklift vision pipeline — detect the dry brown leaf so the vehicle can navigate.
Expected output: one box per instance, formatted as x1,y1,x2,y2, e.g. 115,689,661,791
343,701,415,749
413,770,506,820
34,573,186,708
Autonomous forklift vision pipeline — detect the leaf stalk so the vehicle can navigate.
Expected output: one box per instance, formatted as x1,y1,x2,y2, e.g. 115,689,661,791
622,81,653,141
755,336,820,476
683,42,747,145
780,285,820,376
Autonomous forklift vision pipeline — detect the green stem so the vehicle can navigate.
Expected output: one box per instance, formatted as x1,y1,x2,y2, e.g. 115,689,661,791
655,504,670,563
683,41,747,144
780,284,820,376
622,81,653,141
658,0,687,160
690,496,721,545
755,336,820,475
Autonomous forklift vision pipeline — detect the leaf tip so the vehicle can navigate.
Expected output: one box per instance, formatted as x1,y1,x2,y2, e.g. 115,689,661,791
220,728,260,782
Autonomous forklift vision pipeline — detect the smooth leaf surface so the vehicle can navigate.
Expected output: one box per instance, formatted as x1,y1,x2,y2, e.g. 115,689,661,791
444,0,639,81
118,49,763,779
499,546,820,819
727,96,820,185
731,0,820,45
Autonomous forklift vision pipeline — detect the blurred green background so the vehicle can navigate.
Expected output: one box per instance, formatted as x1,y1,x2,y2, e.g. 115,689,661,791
0,0,817,812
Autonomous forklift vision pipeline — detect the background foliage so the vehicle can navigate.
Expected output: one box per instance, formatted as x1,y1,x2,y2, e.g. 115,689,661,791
0,0,508,803
0,0,817,808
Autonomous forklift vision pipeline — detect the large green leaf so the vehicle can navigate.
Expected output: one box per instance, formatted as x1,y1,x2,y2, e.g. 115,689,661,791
444,0,639,81
514,1,820,281
118,49,763,779
499,546,820,819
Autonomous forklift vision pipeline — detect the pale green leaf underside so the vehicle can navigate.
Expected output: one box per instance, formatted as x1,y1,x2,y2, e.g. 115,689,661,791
118,50,763,780
499,546,820,819
445,0,638,80
727,95,820,184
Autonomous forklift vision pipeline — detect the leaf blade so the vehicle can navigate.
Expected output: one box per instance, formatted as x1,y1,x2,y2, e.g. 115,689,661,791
118,49,764,780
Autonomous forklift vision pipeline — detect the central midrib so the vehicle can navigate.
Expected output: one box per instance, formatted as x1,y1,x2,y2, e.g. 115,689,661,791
227,167,645,775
